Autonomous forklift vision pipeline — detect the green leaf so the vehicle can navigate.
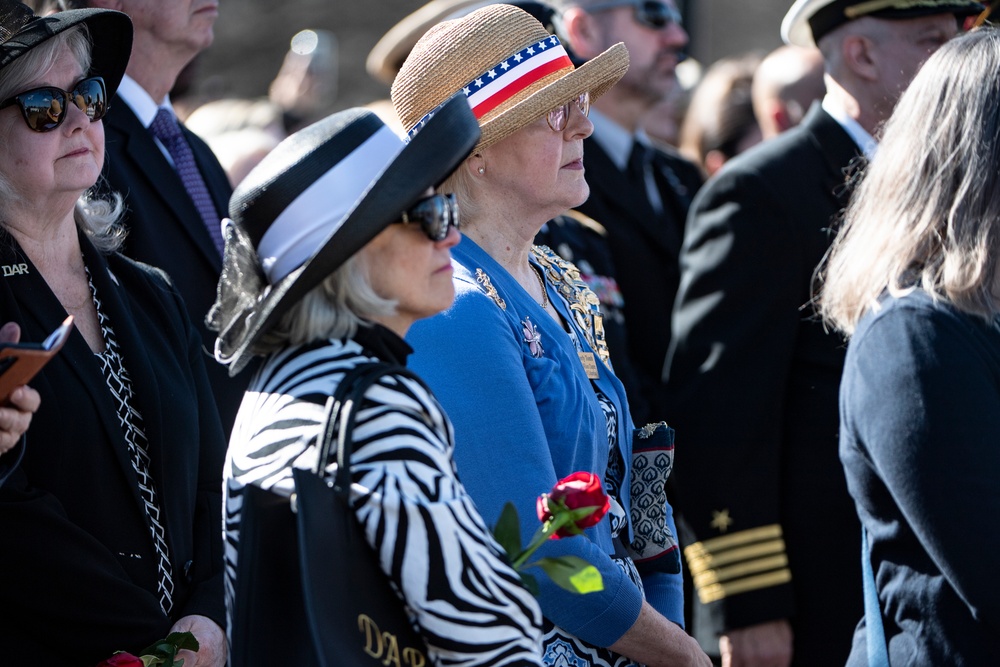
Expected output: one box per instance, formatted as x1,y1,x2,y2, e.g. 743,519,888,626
568,565,604,594
535,556,604,594
518,571,540,597
138,631,199,667
164,632,200,652
492,502,523,560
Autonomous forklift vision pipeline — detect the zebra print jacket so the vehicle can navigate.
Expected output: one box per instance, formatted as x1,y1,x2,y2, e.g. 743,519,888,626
223,324,544,666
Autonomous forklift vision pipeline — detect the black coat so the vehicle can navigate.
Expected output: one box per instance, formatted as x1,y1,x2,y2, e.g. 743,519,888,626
841,290,1000,666
576,136,702,423
662,104,863,665
99,100,248,437
0,232,226,665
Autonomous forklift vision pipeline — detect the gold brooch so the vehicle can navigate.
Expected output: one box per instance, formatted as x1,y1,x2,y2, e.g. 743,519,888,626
475,268,506,310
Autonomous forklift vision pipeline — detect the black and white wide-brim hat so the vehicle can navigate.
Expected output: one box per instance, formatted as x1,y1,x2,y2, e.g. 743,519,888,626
208,92,480,374
0,0,132,96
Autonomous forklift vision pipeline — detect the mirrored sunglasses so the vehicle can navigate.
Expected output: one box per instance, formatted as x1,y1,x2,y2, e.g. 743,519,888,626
586,0,683,30
398,193,460,241
0,76,108,133
547,91,591,132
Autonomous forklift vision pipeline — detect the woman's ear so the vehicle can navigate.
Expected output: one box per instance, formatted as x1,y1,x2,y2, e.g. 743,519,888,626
468,153,486,176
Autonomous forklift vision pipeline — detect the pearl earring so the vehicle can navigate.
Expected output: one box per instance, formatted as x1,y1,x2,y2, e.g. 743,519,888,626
478,167,485,174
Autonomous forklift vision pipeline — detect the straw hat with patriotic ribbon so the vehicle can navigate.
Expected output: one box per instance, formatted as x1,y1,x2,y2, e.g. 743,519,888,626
391,3,628,150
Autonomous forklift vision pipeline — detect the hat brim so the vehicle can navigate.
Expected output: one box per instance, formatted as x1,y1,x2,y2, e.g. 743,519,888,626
782,0,833,47
0,9,132,97
477,41,629,149
367,0,496,87
782,0,986,47
217,94,481,372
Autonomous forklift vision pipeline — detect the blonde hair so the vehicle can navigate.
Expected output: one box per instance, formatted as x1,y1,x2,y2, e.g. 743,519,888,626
254,251,397,353
0,26,124,252
819,28,1000,335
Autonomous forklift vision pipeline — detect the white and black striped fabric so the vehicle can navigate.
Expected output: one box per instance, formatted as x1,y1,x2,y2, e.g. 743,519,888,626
88,266,174,616
224,336,544,666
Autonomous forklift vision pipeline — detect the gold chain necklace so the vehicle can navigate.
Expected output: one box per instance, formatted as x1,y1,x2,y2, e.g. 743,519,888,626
531,263,550,309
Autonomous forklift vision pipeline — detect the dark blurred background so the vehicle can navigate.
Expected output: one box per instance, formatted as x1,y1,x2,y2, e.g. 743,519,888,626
189,0,793,112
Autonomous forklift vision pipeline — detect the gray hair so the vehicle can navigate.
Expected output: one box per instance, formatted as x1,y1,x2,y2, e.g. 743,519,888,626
0,25,124,252
437,157,483,226
819,27,1000,334
253,251,397,353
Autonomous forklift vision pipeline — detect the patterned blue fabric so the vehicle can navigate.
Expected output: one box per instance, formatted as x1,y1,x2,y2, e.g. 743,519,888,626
408,235,683,648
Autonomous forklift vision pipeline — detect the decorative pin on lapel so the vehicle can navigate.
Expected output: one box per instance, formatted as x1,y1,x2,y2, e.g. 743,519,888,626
522,317,543,358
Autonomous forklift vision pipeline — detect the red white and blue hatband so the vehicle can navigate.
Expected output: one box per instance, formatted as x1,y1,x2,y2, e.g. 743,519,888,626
391,3,629,150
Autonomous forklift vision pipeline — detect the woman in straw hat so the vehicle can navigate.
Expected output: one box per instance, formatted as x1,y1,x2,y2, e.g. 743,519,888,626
0,1,227,664
391,5,709,666
208,95,545,666
819,26,1000,666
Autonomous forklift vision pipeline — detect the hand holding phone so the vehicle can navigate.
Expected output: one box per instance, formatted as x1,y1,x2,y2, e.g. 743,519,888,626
0,316,74,405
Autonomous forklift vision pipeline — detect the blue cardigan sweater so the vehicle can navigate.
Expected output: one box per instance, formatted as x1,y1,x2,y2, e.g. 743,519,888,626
841,289,1000,665
409,236,682,647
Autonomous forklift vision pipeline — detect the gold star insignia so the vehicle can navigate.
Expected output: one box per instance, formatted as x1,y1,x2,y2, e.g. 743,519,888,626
711,509,733,533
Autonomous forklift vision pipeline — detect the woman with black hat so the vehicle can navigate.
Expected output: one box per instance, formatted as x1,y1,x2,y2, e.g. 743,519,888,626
209,95,544,665
391,5,709,666
0,2,227,664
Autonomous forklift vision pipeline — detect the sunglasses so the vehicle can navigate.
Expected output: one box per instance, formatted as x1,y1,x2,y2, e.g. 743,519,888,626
398,193,460,241
0,76,108,133
586,0,683,30
547,92,591,132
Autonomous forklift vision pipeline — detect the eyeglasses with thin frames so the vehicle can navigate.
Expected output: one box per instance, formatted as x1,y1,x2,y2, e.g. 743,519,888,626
398,193,460,241
586,0,683,30
547,91,590,132
0,76,108,133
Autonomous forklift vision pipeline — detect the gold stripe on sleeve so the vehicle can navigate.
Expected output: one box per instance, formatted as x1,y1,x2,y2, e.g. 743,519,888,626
684,524,791,604
697,570,793,604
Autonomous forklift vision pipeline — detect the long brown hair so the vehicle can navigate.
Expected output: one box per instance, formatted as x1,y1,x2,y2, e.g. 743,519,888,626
819,28,1000,334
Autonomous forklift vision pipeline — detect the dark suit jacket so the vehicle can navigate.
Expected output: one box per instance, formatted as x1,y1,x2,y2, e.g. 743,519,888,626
0,231,226,664
662,104,863,665
99,100,247,437
576,136,702,423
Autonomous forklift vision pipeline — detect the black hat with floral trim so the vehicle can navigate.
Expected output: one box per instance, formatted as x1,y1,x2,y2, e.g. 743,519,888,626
0,0,131,96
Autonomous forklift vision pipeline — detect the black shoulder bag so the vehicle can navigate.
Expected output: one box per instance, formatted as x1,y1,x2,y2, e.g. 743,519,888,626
230,362,429,667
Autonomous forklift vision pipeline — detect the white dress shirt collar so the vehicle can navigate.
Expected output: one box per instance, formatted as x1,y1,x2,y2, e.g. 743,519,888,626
822,93,877,159
114,74,175,128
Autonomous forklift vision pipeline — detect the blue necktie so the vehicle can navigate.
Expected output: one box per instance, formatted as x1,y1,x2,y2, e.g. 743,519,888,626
149,107,224,256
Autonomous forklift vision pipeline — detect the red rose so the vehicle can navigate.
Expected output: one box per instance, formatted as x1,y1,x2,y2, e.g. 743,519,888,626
96,652,144,667
536,472,611,539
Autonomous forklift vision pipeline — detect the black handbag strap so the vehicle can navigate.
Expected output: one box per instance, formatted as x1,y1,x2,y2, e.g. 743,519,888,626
311,360,431,500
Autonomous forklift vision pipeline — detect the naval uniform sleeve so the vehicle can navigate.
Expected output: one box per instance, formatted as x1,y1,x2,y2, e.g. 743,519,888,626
663,164,799,630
